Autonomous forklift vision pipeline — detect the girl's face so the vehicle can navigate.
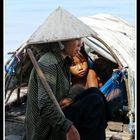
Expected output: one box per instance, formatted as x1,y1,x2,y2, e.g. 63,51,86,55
70,55,88,77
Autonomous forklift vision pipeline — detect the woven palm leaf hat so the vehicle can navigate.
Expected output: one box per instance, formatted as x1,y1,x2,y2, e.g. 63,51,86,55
27,6,97,44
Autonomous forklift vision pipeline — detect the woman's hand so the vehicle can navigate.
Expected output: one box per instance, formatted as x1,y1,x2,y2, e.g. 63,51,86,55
59,98,73,109
66,125,80,140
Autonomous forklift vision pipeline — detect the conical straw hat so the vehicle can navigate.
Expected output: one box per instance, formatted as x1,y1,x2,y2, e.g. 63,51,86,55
27,6,97,44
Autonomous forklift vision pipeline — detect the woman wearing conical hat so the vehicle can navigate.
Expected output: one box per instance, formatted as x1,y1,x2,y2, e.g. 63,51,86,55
24,7,106,140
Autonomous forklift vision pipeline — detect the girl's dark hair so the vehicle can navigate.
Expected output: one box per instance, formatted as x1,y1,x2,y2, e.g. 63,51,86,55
80,44,89,60
80,44,95,68
71,43,88,62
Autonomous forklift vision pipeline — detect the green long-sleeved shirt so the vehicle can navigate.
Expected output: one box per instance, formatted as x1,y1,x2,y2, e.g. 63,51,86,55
25,51,73,140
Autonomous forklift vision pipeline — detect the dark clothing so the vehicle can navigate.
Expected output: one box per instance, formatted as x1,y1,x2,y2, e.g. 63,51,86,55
63,87,107,140
24,51,107,140
24,52,73,140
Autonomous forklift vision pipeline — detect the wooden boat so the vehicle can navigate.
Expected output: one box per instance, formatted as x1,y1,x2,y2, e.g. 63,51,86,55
5,7,135,140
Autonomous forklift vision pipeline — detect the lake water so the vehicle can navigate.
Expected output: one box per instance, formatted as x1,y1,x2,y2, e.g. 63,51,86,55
4,0,136,62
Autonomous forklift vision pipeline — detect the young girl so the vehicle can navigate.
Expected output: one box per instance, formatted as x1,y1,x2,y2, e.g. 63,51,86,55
70,52,102,88
59,49,103,109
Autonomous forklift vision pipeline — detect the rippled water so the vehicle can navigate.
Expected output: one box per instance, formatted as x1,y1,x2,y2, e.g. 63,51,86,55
4,0,135,61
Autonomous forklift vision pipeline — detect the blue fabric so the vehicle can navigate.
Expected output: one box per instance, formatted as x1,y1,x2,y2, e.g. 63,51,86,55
5,57,18,76
100,70,125,96
87,56,126,97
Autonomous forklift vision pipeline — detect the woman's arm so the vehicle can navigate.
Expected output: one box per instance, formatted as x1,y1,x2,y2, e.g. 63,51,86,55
37,62,73,134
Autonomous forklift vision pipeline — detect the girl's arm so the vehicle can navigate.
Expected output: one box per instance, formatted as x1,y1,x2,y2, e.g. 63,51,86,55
86,69,99,88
